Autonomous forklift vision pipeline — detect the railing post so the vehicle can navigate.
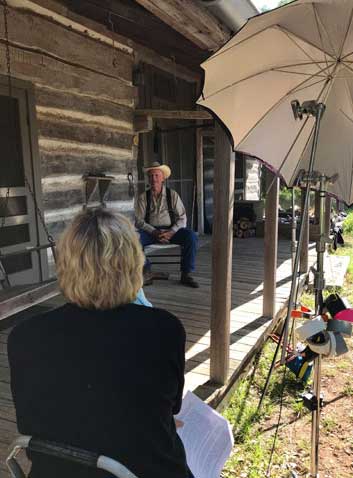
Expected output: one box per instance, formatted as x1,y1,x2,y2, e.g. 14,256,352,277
210,122,235,384
263,170,279,318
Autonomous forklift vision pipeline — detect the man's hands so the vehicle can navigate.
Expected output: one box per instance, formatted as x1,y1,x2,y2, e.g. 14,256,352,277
152,229,175,244
174,418,184,429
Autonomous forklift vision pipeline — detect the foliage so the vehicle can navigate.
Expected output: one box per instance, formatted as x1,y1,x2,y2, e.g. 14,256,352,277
260,0,295,12
278,186,303,211
343,210,353,235
278,0,295,6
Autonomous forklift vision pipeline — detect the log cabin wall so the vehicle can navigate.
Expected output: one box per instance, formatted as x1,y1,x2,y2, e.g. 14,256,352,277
0,0,202,276
0,1,135,274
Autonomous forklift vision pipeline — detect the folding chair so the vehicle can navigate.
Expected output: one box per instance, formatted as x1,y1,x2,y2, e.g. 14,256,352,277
6,436,138,478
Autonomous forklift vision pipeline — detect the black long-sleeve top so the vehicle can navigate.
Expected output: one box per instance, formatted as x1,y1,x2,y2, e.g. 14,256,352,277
8,303,188,478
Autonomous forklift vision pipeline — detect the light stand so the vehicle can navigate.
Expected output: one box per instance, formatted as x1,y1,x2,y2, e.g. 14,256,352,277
258,100,326,413
281,101,326,361
309,173,336,477
291,187,297,273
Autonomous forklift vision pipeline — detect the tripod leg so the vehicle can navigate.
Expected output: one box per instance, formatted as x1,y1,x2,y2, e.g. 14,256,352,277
310,356,321,477
257,332,282,412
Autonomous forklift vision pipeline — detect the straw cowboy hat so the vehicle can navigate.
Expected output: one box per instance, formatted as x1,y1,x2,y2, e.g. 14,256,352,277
144,162,171,179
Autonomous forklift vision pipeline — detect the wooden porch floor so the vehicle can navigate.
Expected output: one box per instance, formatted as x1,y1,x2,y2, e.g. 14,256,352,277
147,238,315,402
0,237,315,474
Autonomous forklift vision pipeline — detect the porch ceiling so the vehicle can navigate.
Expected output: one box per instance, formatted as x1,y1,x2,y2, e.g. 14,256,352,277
58,0,223,70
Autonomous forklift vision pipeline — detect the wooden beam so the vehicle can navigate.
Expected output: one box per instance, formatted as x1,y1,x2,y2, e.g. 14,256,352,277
210,122,235,385
299,188,309,274
263,170,279,318
0,280,59,321
133,113,153,133
134,0,230,51
8,0,133,55
135,109,212,120
196,126,204,234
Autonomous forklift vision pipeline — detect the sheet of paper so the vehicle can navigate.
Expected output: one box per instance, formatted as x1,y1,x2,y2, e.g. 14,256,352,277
175,391,234,478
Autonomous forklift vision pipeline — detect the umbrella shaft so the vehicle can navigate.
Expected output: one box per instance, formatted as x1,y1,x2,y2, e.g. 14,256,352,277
281,103,326,363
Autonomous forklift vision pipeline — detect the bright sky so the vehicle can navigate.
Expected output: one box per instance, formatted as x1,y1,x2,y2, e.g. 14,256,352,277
251,0,282,11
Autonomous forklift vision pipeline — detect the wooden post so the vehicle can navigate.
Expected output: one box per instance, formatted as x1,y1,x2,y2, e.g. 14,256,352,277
263,170,279,318
299,188,309,274
325,195,332,235
210,122,235,385
196,126,204,234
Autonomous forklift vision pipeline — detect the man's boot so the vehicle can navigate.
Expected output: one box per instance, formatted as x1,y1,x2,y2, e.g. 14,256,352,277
180,272,199,288
143,266,153,286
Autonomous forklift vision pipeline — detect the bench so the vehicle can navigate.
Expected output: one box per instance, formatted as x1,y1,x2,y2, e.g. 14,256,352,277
144,244,181,266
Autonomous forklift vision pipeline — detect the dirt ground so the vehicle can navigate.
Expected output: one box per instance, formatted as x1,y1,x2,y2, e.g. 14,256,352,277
223,331,353,478
262,337,353,478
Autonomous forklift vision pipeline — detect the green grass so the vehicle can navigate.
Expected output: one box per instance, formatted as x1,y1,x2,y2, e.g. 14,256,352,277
343,382,353,397
221,344,308,478
221,231,353,477
321,416,337,433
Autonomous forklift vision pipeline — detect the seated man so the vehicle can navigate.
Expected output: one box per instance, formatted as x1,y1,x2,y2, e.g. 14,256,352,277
135,161,199,288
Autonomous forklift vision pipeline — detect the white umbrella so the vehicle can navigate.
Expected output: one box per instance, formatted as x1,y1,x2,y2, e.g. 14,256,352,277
198,0,353,204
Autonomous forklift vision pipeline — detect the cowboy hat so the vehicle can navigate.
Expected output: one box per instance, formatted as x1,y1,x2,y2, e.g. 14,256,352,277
144,162,171,179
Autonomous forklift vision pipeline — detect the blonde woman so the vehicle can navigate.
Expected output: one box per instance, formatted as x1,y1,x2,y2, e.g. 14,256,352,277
8,208,190,478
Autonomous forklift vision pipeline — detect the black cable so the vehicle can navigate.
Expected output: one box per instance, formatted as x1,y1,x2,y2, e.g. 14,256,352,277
265,268,303,476
266,361,288,477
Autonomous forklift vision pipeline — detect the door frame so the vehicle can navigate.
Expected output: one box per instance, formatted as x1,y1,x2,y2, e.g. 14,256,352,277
0,75,49,283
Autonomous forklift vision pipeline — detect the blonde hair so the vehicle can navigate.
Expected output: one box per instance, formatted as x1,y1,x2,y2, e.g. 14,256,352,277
57,208,144,309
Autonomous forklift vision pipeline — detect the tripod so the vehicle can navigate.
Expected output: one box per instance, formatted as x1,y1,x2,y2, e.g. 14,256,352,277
258,100,330,477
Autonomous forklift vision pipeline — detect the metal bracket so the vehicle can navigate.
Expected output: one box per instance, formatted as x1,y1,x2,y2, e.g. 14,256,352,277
82,173,114,208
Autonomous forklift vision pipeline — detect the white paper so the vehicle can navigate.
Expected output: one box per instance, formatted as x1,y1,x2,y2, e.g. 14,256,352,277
175,391,234,478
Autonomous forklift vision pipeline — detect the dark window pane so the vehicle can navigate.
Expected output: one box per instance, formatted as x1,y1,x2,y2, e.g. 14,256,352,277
0,95,25,187
0,224,30,247
2,252,32,274
0,196,27,218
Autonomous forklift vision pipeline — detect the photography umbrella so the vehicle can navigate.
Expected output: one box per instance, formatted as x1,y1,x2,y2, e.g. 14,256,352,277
197,1,353,476
198,0,353,205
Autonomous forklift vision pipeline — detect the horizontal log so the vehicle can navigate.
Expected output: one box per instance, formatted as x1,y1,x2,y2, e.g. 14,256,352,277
8,0,133,55
42,182,133,210
2,3,133,83
0,45,135,107
37,117,134,151
36,86,134,132
46,206,135,241
135,109,213,120
45,200,134,225
40,153,135,177
133,42,201,83
134,0,230,51
38,138,133,161
42,174,128,194
37,106,134,133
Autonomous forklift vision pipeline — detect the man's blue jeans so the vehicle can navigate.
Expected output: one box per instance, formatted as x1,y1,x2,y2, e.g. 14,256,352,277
139,228,198,273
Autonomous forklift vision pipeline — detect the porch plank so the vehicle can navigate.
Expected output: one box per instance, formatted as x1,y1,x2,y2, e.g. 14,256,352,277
0,237,316,473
